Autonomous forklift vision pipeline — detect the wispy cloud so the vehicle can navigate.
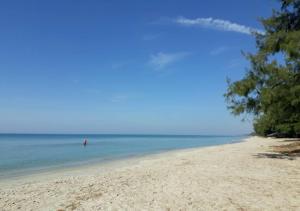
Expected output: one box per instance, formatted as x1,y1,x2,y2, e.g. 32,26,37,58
149,52,190,70
175,17,264,35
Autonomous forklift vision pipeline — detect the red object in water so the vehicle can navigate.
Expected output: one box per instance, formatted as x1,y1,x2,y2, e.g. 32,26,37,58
83,139,88,146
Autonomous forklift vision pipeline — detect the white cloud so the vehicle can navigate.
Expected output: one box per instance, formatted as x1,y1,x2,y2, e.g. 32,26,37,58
149,52,190,69
175,17,264,35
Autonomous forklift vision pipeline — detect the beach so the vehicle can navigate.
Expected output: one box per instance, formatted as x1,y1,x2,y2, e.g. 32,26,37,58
0,136,299,210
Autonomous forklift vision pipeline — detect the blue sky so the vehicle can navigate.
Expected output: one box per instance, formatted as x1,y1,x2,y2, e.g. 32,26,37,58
0,0,279,134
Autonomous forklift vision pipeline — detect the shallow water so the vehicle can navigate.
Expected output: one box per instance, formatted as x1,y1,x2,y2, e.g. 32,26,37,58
0,134,246,178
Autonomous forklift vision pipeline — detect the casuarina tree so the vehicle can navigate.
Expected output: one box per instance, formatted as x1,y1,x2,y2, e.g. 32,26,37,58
225,0,300,137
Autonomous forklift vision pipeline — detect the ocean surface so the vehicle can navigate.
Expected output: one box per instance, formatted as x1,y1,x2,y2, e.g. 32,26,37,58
0,134,247,178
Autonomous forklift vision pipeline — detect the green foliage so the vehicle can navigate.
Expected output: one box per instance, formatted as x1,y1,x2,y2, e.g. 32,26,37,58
225,0,300,137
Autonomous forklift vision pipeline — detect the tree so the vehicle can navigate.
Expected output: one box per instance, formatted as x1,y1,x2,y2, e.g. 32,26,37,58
224,0,300,137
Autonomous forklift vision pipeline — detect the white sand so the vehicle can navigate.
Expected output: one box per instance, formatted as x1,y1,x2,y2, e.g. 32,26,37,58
0,136,299,211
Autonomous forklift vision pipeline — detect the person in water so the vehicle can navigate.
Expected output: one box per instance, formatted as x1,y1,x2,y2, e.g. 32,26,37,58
83,139,88,146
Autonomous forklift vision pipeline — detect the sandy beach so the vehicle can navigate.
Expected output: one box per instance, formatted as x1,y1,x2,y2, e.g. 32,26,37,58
0,136,299,211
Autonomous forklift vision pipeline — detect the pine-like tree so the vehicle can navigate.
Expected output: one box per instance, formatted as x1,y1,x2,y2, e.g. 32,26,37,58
225,0,300,137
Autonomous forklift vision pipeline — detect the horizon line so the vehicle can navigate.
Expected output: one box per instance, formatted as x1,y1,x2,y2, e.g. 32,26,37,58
0,132,251,137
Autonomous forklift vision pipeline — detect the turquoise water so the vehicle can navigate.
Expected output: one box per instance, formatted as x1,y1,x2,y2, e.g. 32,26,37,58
0,134,246,178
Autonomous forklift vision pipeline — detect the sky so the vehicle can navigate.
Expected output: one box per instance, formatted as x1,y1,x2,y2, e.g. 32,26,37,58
0,0,279,135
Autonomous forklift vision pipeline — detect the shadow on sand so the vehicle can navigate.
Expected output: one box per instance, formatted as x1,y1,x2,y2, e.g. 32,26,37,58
254,139,300,160
254,153,298,160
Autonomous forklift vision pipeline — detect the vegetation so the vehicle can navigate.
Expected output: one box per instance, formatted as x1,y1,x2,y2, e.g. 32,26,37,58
225,0,300,137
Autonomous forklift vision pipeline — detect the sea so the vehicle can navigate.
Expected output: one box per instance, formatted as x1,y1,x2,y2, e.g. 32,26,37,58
0,134,247,178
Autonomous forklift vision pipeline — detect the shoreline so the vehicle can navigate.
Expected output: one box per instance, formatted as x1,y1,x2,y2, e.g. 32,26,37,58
1,136,299,210
0,136,247,183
